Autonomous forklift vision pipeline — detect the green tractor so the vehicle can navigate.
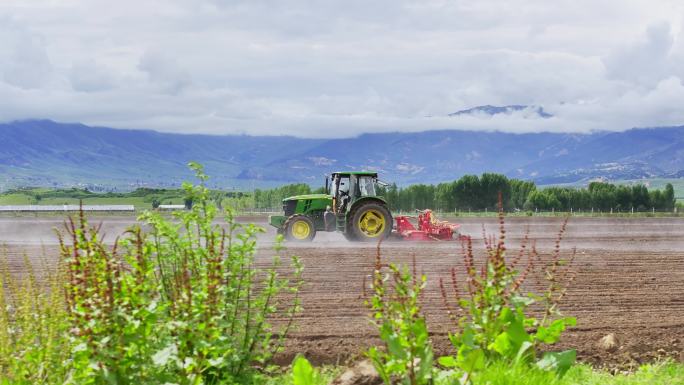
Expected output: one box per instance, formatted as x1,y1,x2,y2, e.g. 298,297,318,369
269,171,393,242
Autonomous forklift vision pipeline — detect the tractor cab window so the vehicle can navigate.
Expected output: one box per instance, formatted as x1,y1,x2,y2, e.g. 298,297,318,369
333,175,352,212
339,177,350,195
357,176,377,197
333,175,350,197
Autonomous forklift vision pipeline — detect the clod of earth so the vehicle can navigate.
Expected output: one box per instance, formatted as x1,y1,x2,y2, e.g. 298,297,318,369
330,360,382,385
598,333,620,352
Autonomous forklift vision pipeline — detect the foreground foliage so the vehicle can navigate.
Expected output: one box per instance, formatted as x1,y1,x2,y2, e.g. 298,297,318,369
439,212,577,378
366,198,577,384
1,163,304,384
366,256,434,385
468,360,684,385
0,254,68,384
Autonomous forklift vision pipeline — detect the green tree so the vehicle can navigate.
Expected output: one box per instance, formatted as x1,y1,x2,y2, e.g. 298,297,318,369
631,185,650,211
615,185,632,211
254,183,312,208
509,179,536,210
384,183,400,211
480,173,511,210
524,190,547,211
453,175,481,210
435,182,454,211
649,190,664,210
588,182,618,210
664,183,676,211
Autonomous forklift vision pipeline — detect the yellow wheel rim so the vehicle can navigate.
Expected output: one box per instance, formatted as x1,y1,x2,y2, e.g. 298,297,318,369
291,220,311,239
358,209,386,237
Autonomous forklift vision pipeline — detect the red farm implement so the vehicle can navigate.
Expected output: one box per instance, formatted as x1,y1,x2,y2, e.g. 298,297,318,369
393,209,467,241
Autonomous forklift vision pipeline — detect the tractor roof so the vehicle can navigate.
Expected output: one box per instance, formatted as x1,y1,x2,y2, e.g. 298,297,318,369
283,193,332,201
332,171,378,176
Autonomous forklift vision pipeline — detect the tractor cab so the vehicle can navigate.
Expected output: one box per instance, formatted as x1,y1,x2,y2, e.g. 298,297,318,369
325,171,392,241
329,171,380,215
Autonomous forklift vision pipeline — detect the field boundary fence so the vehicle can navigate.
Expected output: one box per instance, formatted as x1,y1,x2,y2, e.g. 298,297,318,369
235,208,281,215
0,204,135,212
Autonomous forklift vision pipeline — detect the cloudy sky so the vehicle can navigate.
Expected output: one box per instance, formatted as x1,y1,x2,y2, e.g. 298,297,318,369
1,0,684,137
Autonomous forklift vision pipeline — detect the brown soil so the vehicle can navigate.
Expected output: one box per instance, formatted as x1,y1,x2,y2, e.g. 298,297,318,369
2,216,684,369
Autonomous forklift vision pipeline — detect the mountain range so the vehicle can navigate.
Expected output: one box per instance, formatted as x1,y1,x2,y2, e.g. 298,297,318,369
1,110,683,190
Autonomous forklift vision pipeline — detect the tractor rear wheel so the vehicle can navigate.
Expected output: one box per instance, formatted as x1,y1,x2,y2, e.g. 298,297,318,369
283,214,316,242
349,201,392,242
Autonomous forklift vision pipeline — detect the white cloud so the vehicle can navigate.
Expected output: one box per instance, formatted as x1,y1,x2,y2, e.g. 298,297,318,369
0,16,53,89
69,59,115,92
0,0,683,137
138,50,191,94
603,22,676,88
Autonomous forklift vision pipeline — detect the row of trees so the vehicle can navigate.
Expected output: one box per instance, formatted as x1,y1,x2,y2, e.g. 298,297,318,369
253,183,315,209
379,173,538,212
524,182,676,212
380,174,676,212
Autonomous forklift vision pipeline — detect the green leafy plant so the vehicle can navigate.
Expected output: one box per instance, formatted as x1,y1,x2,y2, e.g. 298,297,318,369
366,247,434,385
57,162,304,384
261,355,338,385
439,196,577,381
291,355,321,385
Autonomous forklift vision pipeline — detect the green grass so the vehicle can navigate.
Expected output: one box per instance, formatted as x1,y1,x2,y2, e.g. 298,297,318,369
0,188,188,209
448,361,684,385
264,365,340,385
565,362,684,385
264,361,684,385
0,193,34,205
0,195,160,207
0,188,266,214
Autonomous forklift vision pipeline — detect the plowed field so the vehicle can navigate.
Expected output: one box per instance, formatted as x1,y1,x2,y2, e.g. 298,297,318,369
2,216,683,368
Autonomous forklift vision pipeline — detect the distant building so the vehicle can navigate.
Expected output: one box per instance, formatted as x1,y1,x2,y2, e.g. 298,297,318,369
158,204,186,211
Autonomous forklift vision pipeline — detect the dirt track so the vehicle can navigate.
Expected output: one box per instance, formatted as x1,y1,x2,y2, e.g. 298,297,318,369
2,215,684,368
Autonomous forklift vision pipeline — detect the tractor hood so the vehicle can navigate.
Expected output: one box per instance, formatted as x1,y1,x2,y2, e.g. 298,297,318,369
283,194,332,202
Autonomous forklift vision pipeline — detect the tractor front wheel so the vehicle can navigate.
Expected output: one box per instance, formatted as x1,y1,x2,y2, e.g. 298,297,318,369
283,214,316,242
349,202,392,242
